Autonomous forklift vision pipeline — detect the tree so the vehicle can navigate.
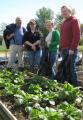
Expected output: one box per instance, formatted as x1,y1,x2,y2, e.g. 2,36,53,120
71,8,75,15
0,23,7,46
0,35,3,45
55,13,63,31
0,22,7,33
80,24,83,37
36,7,54,37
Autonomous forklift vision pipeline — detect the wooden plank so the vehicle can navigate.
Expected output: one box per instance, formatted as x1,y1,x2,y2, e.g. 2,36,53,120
0,101,17,120
0,107,11,120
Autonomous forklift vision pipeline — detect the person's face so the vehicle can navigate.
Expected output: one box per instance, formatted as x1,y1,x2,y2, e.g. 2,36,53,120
45,22,53,31
29,22,36,30
61,7,71,19
16,18,22,27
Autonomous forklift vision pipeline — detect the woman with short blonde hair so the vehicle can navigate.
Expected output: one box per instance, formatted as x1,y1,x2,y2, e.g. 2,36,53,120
45,19,60,79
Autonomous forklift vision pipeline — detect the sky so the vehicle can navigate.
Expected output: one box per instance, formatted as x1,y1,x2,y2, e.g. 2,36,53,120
0,0,83,27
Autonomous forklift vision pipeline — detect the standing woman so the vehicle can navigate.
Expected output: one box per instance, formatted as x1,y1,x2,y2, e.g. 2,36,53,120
23,19,41,72
45,20,60,79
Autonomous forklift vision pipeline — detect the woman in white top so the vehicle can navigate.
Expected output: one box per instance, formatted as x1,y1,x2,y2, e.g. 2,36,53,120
45,20,60,79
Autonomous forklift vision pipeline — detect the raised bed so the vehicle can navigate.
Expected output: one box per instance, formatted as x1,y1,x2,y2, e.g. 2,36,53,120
0,69,83,120
0,101,17,120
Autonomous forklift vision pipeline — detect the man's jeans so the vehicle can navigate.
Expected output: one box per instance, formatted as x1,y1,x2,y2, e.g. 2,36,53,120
61,49,78,86
27,50,41,70
8,45,23,68
49,51,57,79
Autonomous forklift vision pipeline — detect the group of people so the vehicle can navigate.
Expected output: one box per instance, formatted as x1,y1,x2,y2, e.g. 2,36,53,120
4,5,80,86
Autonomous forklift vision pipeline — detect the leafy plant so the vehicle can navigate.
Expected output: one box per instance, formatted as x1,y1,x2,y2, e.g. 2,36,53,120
58,102,82,120
58,83,80,103
28,84,42,94
0,69,83,120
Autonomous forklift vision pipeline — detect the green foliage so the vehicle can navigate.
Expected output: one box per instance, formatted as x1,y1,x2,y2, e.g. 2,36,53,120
28,84,42,94
0,68,25,95
0,22,7,32
36,7,54,37
0,45,7,52
58,102,82,120
55,13,63,31
0,36,3,45
58,83,80,103
0,68,83,120
80,38,83,45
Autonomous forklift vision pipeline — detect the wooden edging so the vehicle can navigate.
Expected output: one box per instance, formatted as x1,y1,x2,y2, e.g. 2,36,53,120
0,101,17,120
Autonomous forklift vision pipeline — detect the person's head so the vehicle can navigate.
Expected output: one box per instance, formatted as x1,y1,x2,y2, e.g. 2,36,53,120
15,17,22,27
29,19,36,30
61,5,72,19
45,20,54,32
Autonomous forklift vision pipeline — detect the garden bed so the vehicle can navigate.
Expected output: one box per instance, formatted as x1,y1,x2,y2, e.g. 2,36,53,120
0,101,17,120
0,68,83,120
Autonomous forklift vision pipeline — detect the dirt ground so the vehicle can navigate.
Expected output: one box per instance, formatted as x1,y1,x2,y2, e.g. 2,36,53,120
0,52,9,57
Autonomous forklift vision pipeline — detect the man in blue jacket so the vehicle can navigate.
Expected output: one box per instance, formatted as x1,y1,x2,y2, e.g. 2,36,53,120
5,17,26,69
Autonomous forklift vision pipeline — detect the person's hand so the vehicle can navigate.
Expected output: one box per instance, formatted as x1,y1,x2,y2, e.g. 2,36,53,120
10,33,14,37
6,33,14,40
21,45,26,51
69,50,74,55
58,46,61,52
25,41,28,45
31,45,36,51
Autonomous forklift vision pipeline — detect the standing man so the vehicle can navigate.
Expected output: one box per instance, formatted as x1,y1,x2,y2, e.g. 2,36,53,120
60,6,80,86
6,17,26,69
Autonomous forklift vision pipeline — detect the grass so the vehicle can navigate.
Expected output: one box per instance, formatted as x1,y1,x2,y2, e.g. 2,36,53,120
78,45,83,51
0,46,8,52
0,45,83,52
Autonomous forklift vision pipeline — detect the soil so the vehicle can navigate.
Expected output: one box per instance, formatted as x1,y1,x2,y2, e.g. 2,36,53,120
0,95,28,120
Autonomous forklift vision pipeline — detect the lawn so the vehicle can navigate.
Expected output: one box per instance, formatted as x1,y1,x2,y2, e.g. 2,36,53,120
78,45,83,51
0,45,83,52
0,46,8,52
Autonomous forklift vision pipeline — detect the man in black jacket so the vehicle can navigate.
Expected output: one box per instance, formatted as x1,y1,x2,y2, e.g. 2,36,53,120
3,23,16,49
4,17,26,69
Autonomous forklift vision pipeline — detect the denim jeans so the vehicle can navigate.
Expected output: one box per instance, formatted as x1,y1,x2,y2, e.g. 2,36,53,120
61,49,78,86
27,50,41,70
49,51,57,79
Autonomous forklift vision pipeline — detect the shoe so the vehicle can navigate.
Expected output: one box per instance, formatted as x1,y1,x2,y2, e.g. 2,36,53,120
18,67,24,71
78,80,83,87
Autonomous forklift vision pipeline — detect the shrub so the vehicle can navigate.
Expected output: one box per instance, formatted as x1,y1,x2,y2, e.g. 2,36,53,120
80,38,83,45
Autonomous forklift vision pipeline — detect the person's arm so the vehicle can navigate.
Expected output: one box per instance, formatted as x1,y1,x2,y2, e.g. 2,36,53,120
33,40,40,46
24,41,36,51
25,41,33,47
70,19,80,51
23,33,36,51
6,33,14,40
23,32,33,46
49,30,60,48
33,32,41,46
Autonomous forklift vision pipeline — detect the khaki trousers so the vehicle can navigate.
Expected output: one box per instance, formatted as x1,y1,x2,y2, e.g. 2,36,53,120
8,45,23,68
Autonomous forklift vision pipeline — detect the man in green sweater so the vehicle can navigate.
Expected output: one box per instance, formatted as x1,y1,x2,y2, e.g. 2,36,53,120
45,20,60,79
